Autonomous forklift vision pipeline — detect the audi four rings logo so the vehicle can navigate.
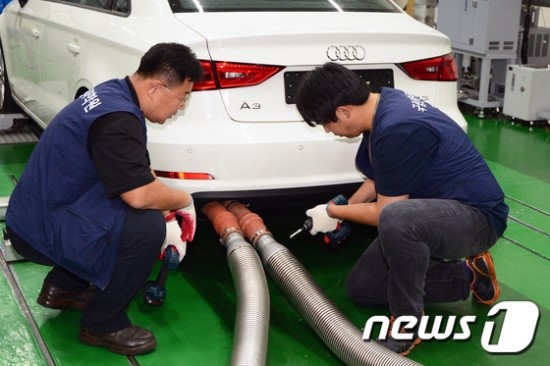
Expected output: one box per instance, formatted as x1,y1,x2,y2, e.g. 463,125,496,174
326,45,366,61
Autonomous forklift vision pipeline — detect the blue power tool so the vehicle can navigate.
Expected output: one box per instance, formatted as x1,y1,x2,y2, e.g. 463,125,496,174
289,194,351,250
143,245,180,306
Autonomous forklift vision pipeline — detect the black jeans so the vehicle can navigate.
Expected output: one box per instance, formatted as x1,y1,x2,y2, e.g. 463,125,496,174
345,199,498,319
9,207,165,334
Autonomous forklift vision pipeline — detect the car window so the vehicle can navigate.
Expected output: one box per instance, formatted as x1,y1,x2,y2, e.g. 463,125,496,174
169,0,399,13
113,0,129,13
51,0,130,14
58,0,110,9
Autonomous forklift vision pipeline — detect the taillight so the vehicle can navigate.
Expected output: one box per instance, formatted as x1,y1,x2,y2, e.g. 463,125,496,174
154,171,215,180
400,53,457,81
194,60,219,90
193,61,284,91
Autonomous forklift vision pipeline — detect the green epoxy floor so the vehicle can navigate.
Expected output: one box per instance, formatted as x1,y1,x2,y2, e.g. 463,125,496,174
1,107,549,366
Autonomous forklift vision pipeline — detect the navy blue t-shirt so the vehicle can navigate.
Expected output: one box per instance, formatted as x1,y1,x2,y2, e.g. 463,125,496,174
356,88,508,236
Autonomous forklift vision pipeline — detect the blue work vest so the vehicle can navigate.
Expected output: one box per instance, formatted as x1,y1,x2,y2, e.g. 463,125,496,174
6,79,145,289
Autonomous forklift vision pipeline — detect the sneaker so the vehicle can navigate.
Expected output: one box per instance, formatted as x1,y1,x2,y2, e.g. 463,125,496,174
465,251,500,305
376,315,421,356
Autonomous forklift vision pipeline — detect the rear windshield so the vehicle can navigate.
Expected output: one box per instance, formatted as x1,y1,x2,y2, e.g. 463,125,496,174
169,0,399,13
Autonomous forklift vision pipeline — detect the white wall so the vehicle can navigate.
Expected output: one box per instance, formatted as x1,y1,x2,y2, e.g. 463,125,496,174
537,7,550,27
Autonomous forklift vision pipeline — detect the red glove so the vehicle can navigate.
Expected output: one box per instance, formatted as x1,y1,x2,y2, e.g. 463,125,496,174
162,201,196,262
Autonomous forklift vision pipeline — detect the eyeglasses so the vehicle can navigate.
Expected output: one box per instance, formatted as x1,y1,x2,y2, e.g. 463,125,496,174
162,83,190,104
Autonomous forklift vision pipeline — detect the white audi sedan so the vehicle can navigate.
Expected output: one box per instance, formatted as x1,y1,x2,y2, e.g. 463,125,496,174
0,0,466,205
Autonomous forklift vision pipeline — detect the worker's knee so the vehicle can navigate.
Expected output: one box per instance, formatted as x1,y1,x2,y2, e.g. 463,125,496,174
378,200,418,230
379,201,429,240
121,208,166,252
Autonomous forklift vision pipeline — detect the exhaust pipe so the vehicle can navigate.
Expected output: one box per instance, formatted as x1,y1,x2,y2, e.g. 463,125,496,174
224,200,421,366
203,201,269,366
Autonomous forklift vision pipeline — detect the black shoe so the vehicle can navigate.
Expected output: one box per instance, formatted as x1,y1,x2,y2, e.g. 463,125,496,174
79,326,157,355
37,282,95,310
465,251,500,305
376,315,421,356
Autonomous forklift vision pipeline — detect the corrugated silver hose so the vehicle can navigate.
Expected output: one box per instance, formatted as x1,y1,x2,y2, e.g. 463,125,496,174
203,202,269,366
226,201,422,366
225,233,270,366
255,236,421,366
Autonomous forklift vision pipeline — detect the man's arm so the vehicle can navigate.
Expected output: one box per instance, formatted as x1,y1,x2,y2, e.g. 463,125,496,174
120,178,193,212
328,192,408,227
348,178,377,204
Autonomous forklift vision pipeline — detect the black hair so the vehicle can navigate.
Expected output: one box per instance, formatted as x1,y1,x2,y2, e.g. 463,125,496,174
136,43,203,86
295,62,370,126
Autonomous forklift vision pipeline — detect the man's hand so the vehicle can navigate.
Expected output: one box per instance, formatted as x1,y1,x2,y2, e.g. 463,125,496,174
162,201,197,262
162,220,186,261
305,204,339,235
164,201,196,242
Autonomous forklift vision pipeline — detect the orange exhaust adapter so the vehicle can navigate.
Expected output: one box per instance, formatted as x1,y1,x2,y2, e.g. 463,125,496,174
202,201,242,241
223,201,271,247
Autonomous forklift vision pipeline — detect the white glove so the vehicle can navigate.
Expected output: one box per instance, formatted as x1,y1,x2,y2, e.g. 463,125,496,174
305,204,339,235
165,201,196,242
162,219,187,262
162,201,196,262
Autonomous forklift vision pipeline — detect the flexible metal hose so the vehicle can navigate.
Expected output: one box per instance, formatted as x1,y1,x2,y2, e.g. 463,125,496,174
203,202,269,366
225,201,422,366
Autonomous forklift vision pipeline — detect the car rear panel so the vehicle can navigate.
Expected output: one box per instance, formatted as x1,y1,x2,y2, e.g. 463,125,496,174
175,12,451,123
147,10,462,197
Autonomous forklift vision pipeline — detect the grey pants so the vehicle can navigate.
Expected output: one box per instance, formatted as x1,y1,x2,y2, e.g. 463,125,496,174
345,199,498,318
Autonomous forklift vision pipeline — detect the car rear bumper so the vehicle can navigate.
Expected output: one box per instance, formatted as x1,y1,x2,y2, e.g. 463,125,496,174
192,182,363,214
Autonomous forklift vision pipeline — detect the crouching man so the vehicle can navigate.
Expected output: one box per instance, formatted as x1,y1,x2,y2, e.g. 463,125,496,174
6,43,203,355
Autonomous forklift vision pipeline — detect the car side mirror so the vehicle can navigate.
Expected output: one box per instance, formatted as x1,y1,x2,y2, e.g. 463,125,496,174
19,0,28,8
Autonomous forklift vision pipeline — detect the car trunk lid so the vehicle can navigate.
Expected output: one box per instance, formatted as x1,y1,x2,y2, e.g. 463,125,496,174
176,12,450,123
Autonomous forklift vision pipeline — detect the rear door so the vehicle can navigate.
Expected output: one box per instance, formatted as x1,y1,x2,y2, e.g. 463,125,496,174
37,0,110,123
1,0,43,111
